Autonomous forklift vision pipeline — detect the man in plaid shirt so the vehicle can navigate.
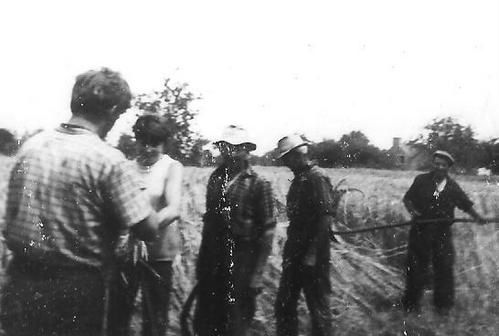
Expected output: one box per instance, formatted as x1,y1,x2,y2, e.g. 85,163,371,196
1,68,159,336
195,125,276,336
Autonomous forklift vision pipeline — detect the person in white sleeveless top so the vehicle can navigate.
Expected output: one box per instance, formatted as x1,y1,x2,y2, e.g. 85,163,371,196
133,114,184,336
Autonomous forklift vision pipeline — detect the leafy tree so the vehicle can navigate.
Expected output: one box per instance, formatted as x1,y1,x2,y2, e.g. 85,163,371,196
133,79,201,164
309,139,342,167
337,131,389,167
409,117,483,171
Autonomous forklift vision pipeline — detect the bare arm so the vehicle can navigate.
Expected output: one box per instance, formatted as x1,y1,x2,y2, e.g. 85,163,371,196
157,161,183,228
250,179,276,289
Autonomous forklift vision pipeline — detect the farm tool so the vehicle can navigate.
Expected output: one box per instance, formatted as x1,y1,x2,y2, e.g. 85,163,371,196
330,217,499,238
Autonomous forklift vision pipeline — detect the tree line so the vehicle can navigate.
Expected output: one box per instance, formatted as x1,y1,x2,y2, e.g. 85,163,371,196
2,79,498,174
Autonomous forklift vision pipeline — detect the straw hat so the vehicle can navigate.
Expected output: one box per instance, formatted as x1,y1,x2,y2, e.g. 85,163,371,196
433,150,455,166
214,125,256,151
276,134,309,159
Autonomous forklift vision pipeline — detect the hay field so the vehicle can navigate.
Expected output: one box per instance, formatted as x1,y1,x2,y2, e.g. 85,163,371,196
0,156,498,335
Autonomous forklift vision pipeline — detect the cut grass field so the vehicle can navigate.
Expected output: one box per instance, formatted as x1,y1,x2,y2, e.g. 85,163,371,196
0,155,498,335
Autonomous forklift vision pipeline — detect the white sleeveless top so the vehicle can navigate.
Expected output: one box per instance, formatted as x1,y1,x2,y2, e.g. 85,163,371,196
136,155,181,261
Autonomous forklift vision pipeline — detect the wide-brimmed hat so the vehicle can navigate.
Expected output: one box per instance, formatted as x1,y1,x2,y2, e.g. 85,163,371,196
213,125,256,151
276,134,310,159
433,150,455,166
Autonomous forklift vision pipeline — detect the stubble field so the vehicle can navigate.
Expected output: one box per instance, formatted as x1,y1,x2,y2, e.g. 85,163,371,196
0,156,498,335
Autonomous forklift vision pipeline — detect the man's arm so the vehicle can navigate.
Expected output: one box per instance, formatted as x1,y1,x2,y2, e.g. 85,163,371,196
403,198,421,218
403,176,422,218
303,214,332,266
106,159,159,241
303,172,335,266
466,207,486,225
250,179,276,289
452,181,486,224
131,211,160,242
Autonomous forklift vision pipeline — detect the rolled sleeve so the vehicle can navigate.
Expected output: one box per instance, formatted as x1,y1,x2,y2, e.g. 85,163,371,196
105,160,152,229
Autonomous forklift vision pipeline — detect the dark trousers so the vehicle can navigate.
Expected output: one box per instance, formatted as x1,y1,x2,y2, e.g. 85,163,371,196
402,225,455,311
194,240,259,336
108,259,141,336
142,261,173,336
1,257,105,336
275,262,332,336
194,280,258,336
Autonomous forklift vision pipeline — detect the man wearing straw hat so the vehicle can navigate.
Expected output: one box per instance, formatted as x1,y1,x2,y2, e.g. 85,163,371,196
401,150,486,315
1,68,160,336
194,125,276,336
274,134,334,336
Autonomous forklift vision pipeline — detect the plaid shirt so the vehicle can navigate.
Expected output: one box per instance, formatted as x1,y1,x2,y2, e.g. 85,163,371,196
4,125,152,268
197,164,276,283
204,165,276,238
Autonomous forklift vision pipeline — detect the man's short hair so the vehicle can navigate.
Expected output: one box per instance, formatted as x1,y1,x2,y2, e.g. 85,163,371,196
133,114,171,146
70,67,132,118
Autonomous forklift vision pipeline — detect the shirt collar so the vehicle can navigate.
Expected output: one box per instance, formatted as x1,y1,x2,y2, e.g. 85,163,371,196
56,123,96,136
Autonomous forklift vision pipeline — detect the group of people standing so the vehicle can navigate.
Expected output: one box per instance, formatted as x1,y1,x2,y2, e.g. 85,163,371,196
1,67,488,336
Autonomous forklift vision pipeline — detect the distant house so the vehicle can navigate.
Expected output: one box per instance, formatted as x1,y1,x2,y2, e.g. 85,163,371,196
387,137,429,170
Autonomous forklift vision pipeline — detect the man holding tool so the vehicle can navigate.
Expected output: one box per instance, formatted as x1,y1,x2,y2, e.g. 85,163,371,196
274,134,335,336
401,150,486,315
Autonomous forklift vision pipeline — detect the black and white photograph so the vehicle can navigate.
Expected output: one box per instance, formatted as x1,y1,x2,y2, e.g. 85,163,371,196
0,1,497,335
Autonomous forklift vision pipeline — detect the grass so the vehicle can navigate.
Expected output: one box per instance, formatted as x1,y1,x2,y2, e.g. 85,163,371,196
0,156,498,335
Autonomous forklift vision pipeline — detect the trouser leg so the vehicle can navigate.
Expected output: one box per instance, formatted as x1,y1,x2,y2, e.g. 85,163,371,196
433,232,455,310
275,263,303,336
142,261,173,336
194,274,232,336
402,229,431,311
1,258,104,336
108,261,141,336
303,266,332,336
232,286,258,336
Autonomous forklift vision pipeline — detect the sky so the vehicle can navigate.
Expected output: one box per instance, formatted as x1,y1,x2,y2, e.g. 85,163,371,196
0,0,498,154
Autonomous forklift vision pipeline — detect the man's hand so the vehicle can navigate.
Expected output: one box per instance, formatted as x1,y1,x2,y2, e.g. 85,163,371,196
404,199,421,219
468,208,487,225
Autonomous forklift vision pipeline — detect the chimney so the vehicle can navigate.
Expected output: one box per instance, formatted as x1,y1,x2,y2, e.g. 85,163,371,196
393,137,401,149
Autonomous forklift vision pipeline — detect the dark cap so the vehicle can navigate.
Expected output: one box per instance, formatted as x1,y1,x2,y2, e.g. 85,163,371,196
433,150,455,166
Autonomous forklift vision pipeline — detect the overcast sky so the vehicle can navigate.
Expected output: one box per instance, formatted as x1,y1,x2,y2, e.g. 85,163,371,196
0,0,497,154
